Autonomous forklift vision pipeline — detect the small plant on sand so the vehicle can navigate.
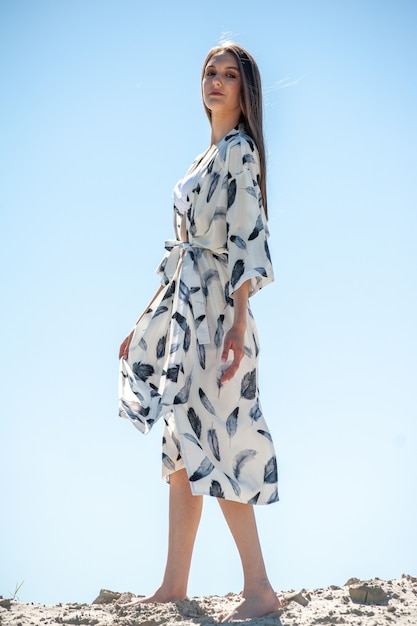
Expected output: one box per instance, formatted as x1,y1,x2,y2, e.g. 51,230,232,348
10,581,24,601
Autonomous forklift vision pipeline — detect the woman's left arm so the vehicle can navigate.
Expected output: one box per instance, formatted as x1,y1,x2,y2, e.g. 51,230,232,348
220,279,250,383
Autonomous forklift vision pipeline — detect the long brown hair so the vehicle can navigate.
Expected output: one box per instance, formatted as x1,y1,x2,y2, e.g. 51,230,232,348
201,42,268,218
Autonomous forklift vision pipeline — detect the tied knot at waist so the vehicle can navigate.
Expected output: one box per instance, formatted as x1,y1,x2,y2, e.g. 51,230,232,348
163,238,226,257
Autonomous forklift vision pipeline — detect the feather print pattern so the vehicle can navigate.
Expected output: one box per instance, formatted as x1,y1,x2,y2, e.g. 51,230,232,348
196,340,206,369
248,492,260,505
162,453,175,471
230,235,247,251
241,369,257,400
212,206,227,221
165,365,180,382
154,305,169,317
132,363,154,382
225,473,241,497
173,374,192,404
207,426,221,461
187,407,202,439
199,388,216,416
119,399,147,423
183,324,191,352
156,335,166,359
257,429,272,441
210,480,225,498
248,214,264,241
216,370,224,396
227,178,237,208
189,216,196,236
233,449,257,480
207,172,220,202
173,311,187,330
249,400,262,422
214,314,225,351
263,456,278,484
242,152,255,164
255,266,268,278
195,314,206,328
245,186,257,198
171,430,181,453
183,432,203,449
202,269,220,297
231,259,245,288
178,280,190,303
189,456,215,481
119,124,278,505
224,281,234,307
253,333,259,357
132,386,145,403
162,280,176,300
226,407,239,440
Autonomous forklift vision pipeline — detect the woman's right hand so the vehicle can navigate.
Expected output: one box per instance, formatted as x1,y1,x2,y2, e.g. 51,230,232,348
119,330,134,360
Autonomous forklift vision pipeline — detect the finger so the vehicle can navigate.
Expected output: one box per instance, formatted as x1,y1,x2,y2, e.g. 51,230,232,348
119,332,133,360
221,340,231,363
119,340,128,360
221,366,233,383
221,352,243,382
221,362,238,383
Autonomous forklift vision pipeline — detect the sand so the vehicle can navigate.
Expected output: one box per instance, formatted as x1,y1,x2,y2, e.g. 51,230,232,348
1,575,416,625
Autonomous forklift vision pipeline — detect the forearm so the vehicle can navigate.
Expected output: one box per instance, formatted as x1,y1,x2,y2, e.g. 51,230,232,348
231,280,250,331
220,280,250,381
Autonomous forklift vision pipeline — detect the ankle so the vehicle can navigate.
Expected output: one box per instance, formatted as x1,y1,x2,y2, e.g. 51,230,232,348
159,581,187,601
243,577,275,598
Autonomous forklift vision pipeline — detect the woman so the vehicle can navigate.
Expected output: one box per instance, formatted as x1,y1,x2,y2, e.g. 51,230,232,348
119,42,281,621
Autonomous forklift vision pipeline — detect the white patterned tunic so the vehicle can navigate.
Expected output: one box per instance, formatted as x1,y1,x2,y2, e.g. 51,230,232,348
119,124,278,505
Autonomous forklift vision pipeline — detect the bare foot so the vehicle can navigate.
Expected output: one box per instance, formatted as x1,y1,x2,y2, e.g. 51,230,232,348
220,592,282,622
122,588,186,607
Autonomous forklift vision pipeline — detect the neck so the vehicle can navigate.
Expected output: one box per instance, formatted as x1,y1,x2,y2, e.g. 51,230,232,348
209,111,242,146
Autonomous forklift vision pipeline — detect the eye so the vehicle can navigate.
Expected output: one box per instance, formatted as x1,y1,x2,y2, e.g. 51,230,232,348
226,73,237,79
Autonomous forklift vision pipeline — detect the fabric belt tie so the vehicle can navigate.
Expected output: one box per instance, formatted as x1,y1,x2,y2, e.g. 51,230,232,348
158,239,211,346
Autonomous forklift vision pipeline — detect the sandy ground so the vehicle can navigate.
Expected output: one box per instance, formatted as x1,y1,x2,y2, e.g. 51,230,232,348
1,575,416,625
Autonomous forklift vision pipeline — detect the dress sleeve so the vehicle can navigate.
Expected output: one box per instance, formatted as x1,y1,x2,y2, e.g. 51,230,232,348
226,137,274,298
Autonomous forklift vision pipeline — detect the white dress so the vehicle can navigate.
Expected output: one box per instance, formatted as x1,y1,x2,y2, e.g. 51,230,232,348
119,125,278,505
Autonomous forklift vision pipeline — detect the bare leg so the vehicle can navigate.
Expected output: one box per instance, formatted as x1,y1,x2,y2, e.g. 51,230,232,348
126,469,203,605
217,499,281,622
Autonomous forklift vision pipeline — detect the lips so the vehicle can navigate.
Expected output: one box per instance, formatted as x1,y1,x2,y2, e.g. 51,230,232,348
209,91,223,96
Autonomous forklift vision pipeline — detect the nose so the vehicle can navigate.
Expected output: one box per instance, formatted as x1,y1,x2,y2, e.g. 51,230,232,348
212,73,221,86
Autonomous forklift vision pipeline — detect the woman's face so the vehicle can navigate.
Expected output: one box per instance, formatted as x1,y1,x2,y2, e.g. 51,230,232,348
202,50,242,117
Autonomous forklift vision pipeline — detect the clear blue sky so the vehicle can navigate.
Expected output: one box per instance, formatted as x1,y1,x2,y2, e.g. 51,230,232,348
1,0,416,605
